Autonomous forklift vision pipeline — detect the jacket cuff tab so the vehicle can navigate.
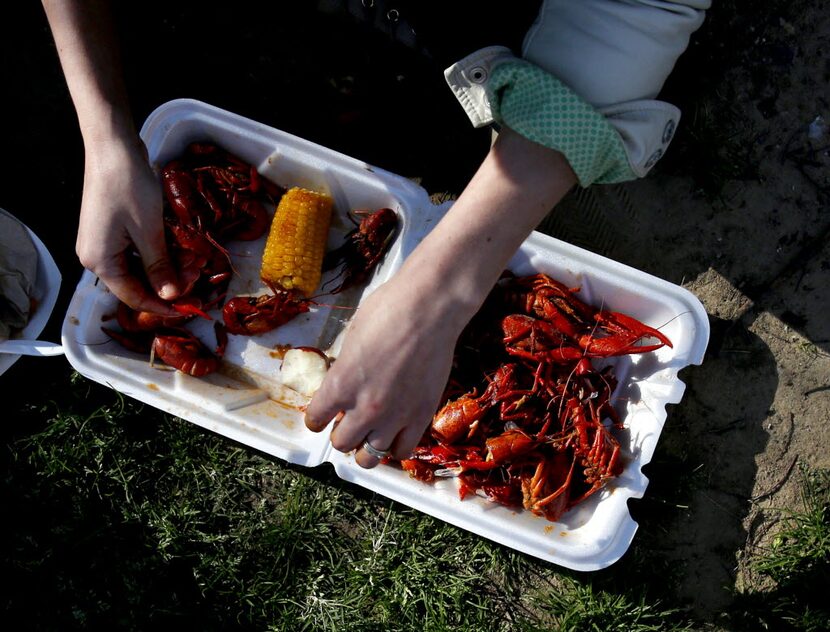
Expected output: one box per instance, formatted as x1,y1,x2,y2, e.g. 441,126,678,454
488,60,636,186
443,46,515,128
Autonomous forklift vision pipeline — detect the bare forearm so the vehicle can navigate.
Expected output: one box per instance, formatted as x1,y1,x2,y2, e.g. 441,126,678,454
43,0,178,311
396,127,577,328
42,0,134,144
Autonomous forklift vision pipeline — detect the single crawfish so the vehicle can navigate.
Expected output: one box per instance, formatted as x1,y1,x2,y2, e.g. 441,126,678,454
112,297,212,340
152,327,224,377
161,159,213,229
502,310,672,364
580,310,674,357
430,390,492,445
430,364,531,445
102,324,226,377
323,207,398,294
222,286,311,336
520,450,576,521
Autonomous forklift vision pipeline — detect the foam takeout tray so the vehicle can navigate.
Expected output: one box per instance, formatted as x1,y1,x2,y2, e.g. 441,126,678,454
61,99,709,570
0,210,63,377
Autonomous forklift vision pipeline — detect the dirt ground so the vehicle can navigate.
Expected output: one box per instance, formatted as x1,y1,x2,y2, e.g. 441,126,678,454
2,0,828,625
553,2,830,618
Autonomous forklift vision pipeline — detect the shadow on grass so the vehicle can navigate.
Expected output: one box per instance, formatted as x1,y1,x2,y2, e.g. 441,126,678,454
728,466,830,630
590,316,778,621
2,366,223,629
0,324,791,630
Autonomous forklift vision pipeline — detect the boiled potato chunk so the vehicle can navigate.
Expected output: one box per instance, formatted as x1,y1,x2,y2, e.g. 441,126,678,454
280,348,329,396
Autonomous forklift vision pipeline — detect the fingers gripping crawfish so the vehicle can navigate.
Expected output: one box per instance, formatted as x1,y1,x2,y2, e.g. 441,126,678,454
115,301,191,333
104,142,292,378
365,270,673,522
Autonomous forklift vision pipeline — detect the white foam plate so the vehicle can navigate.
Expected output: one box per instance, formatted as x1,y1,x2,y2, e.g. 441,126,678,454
0,212,63,377
61,99,709,570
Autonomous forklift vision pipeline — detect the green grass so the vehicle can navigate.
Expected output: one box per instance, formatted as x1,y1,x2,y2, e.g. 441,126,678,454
755,466,830,580
4,377,522,630
3,374,704,631
8,368,827,631
730,465,830,631
525,577,693,632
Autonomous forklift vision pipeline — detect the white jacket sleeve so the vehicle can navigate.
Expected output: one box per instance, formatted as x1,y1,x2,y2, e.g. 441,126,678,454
445,0,710,179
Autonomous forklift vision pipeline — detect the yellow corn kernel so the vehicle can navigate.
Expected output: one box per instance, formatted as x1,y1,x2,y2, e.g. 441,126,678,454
260,187,333,296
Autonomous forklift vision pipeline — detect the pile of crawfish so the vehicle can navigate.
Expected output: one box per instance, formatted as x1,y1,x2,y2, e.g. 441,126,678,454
395,272,673,523
102,141,398,376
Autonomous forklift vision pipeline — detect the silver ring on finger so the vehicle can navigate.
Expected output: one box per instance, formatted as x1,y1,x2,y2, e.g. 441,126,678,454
362,440,391,459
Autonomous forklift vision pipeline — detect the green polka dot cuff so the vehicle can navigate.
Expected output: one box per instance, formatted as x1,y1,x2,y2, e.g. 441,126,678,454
488,60,636,186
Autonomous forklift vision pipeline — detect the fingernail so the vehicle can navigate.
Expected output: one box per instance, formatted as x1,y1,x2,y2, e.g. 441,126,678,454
159,283,178,300
303,412,319,430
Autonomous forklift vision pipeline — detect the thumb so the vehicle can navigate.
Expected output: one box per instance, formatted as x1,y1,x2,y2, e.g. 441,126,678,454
145,252,180,301
136,230,180,301
305,377,347,433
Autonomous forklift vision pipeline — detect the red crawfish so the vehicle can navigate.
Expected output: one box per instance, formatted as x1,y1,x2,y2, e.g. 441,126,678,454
102,324,227,377
323,207,398,294
151,327,224,377
389,270,671,523
161,141,283,242
222,286,312,336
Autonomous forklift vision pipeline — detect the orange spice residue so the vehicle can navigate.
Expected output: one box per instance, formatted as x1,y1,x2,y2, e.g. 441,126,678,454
269,343,293,359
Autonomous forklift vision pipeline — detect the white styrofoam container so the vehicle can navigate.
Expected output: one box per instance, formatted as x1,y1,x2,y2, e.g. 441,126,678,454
0,210,63,377
61,99,709,570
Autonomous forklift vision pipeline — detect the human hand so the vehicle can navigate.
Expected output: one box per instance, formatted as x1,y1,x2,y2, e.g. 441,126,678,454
304,279,462,468
77,135,179,314
41,0,178,313
304,127,578,469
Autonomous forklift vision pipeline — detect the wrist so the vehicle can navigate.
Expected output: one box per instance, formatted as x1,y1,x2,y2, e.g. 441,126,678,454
386,128,576,331
80,109,138,148
389,248,489,332
82,124,147,175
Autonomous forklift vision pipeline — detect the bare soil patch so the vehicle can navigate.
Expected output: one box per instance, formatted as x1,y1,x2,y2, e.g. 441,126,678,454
545,0,830,620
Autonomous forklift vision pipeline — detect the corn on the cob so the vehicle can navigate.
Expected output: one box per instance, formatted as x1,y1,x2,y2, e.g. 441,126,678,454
260,187,333,296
